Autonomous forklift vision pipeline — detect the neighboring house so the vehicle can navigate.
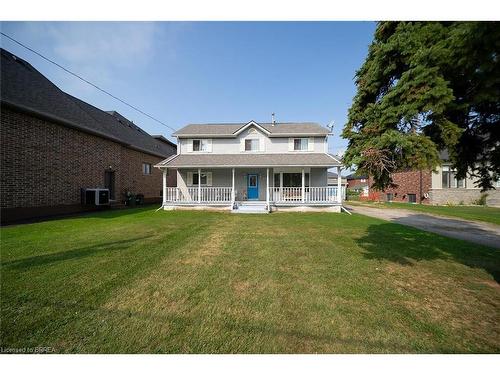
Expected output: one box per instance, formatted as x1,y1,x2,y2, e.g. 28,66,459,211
327,172,347,199
369,151,500,206
0,48,177,223
346,173,369,197
155,120,343,212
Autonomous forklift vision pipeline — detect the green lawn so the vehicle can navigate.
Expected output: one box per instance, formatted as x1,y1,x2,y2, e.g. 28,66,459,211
1,207,499,353
348,201,500,226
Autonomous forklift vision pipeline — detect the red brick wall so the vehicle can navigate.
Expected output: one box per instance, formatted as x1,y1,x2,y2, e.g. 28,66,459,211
347,178,368,189
1,107,176,220
368,170,432,204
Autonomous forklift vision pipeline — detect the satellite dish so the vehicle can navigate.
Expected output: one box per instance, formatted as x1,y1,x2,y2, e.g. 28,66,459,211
327,120,335,133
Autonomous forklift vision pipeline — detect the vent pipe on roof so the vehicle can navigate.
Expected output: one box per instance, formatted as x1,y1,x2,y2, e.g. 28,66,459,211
272,113,276,126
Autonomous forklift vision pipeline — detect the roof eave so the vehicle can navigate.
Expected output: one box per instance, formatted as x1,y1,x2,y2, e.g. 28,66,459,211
1,100,170,159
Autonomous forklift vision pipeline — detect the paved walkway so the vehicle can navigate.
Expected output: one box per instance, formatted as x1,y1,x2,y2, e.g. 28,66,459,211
345,204,500,249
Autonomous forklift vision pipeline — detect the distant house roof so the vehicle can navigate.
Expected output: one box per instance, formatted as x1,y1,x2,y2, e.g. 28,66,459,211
156,153,341,168
0,48,176,158
346,173,368,180
152,134,177,148
327,171,347,182
172,121,330,138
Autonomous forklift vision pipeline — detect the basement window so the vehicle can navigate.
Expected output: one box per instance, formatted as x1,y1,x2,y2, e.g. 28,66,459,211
408,194,417,203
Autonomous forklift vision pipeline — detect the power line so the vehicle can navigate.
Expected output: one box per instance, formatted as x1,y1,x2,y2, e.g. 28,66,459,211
1,31,178,133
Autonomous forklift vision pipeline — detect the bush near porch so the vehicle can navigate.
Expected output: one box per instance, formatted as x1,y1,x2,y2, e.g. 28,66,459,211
1,208,498,353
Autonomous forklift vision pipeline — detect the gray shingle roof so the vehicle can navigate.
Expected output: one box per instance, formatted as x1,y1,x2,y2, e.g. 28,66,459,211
156,153,341,168
173,121,330,137
0,48,176,158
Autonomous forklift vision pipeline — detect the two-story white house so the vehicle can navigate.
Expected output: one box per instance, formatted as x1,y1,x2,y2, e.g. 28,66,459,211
155,120,343,213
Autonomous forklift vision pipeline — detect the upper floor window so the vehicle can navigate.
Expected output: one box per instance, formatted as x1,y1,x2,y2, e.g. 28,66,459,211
142,163,151,175
191,139,211,152
245,139,260,151
293,138,309,151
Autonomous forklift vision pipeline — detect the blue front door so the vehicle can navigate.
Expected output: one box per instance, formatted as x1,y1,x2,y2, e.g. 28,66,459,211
247,174,259,199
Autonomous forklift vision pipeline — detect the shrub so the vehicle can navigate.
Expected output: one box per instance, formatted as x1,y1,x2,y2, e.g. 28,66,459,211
473,193,488,206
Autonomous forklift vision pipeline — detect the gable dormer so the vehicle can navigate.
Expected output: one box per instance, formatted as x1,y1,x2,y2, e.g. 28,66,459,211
238,124,267,152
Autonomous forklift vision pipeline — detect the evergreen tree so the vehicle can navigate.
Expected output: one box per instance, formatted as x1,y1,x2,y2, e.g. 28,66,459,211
343,22,500,191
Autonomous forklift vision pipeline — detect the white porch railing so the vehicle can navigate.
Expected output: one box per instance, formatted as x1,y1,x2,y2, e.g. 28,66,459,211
164,186,340,204
164,187,232,203
269,187,340,203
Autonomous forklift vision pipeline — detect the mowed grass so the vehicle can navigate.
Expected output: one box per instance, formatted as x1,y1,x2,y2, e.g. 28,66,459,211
1,207,499,353
348,201,500,225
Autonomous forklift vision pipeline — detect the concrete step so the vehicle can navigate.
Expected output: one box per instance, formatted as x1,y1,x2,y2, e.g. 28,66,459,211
232,202,269,214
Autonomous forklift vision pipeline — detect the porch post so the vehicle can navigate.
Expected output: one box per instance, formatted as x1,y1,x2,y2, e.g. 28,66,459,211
198,168,201,203
337,166,342,204
301,168,305,203
279,172,283,200
232,167,235,204
266,168,269,206
162,168,167,205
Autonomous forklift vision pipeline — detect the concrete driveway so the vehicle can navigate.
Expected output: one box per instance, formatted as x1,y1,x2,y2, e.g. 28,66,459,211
345,204,500,249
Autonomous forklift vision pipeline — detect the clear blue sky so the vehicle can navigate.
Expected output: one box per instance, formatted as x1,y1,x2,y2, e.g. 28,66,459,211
1,22,375,156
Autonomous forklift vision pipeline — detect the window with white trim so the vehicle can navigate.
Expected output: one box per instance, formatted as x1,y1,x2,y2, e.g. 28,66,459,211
192,139,210,152
142,163,151,175
187,171,212,186
293,138,309,151
245,139,260,151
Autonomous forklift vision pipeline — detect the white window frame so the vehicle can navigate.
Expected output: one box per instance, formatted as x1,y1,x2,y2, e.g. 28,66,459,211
289,137,313,152
190,139,211,153
187,171,213,186
244,138,260,152
293,138,309,151
142,163,152,175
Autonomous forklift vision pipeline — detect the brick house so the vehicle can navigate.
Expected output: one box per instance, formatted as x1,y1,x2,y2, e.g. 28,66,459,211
368,151,500,206
0,48,177,223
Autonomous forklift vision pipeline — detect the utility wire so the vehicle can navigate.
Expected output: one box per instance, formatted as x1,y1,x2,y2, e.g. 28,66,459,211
1,32,178,133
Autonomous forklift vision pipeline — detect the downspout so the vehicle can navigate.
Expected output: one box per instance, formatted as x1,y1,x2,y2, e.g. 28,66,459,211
419,170,423,204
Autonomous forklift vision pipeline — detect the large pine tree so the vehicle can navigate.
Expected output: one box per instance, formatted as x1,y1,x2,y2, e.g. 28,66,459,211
342,22,500,191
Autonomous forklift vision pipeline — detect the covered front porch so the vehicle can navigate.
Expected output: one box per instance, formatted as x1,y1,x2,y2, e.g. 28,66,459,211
161,166,343,211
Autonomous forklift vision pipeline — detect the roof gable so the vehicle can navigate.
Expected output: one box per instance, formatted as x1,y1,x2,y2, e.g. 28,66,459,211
233,121,271,136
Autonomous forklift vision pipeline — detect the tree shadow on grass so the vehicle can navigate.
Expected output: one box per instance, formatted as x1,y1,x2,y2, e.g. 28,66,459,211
1,236,149,271
356,222,500,282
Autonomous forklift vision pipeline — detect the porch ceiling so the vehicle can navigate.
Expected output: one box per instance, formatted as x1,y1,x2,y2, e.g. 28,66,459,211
155,153,341,168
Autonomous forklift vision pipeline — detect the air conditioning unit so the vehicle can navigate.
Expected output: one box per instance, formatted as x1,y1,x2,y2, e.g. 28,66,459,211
81,188,110,206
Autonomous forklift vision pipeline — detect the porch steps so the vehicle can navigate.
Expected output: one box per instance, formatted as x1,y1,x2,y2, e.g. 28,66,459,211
232,201,269,214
